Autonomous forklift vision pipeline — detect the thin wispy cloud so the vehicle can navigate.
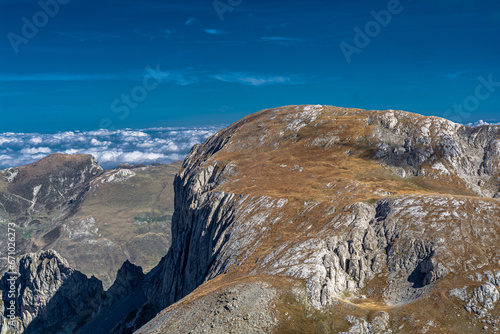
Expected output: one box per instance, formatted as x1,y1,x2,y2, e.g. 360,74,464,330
185,17,196,25
162,29,174,39
442,70,470,80
143,68,203,86
213,72,292,86
0,68,298,86
147,67,298,86
204,29,223,35
260,36,302,42
130,2,209,13
133,29,158,40
260,36,303,45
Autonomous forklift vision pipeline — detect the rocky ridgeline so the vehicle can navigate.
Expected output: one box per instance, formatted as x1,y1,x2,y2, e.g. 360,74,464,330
0,154,102,219
368,110,500,197
110,106,500,333
2,105,500,333
0,250,104,333
0,250,145,333
0,155,177,289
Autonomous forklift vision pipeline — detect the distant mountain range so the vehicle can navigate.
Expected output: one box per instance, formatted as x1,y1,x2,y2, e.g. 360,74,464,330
0,154,179,288
1,105,500,333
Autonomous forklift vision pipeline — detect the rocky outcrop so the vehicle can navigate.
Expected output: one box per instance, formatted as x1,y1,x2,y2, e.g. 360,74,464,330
130,105,500,333
136,281,279,334
106,260,145,300
0,250,105,333
450,271,500,324
0,250,147,334
4,106,500,333
341,312,391,334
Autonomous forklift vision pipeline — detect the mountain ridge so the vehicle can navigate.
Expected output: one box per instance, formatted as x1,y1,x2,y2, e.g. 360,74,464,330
0,155,180,289
132,106,499,332
2,105,500,333
119,105,500,333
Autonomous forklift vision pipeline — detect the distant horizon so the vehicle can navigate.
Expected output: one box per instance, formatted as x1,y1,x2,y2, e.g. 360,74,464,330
1,105,500,170
0,125,222,169
0,103,499,134
0,103,499,133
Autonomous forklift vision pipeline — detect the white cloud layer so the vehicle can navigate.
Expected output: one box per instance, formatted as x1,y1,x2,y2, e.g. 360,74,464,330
466,120,500,127
0,126,222,170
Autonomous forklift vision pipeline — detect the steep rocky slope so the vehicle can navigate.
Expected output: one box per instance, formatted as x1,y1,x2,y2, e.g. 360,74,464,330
0,155,179,288
128,105,500,333
0,250,146,333
3,105,500,333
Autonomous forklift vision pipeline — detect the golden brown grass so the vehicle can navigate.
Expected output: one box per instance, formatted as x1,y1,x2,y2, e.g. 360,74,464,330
169,106,500,333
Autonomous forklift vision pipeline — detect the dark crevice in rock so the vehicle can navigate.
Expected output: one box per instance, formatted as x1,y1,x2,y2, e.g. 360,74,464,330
408,255,434,289
375,200,391,222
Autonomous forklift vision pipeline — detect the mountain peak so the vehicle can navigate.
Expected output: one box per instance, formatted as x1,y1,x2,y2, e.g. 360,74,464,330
8,153,102,183
2,106,500,333
131,105,500,333
184,105,500,200
0,153,103,218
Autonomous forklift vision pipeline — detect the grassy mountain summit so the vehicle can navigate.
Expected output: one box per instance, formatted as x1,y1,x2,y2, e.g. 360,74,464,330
134,105,500,333
1,105,500,333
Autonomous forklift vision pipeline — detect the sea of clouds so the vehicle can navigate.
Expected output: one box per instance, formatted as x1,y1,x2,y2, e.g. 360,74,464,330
1,120,497,171
466,120,500,127
0,126,222,170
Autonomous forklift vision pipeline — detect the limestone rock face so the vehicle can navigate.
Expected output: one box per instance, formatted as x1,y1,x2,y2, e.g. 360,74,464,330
4,106,500,333
0,251,147,334
113,106,500,333
0,250,105,333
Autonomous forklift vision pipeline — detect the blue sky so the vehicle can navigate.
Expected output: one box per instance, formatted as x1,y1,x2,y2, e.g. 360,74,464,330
1,0,499,133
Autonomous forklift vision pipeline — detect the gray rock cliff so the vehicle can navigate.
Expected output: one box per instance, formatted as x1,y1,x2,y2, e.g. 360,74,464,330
4,105,500,333
115,106,500,333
